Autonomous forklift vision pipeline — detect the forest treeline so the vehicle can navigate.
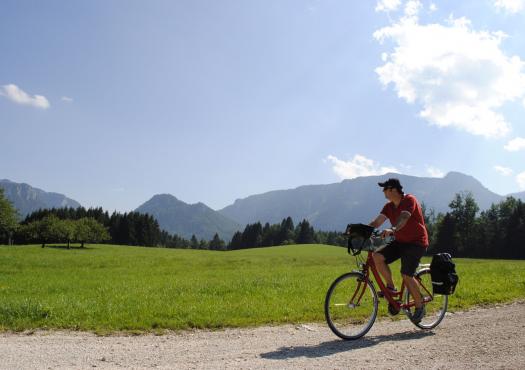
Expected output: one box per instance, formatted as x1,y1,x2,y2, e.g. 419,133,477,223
0,189,523,258
425,192,524,259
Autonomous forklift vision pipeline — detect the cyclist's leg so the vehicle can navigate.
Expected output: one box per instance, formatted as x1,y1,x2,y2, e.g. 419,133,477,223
403,275,423,307
373,242,400,288
400,244,425,307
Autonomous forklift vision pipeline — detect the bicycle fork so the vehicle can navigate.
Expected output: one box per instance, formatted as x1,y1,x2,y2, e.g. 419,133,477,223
345,274,368,308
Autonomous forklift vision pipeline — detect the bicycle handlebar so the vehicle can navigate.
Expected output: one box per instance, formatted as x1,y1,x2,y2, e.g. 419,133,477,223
345,223,394,256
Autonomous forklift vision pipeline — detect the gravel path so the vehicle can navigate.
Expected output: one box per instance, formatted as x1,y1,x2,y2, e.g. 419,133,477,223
1,301,524,369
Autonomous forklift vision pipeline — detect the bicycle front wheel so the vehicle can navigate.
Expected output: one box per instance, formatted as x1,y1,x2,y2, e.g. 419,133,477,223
405,268,448,329
324,272,378,340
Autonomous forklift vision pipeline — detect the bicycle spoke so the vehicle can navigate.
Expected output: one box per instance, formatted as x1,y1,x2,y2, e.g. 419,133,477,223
405,268,448,329
325,272,378,340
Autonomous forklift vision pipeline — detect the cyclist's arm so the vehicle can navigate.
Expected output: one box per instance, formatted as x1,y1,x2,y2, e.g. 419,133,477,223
369,214,387,228
393,211,411,231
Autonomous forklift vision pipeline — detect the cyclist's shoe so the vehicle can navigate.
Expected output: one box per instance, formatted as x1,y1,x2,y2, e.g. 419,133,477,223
388,304,400,316
377,286,398,298
411,306,426,324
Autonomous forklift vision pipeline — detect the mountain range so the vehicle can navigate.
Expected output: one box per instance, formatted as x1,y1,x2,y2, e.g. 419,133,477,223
0,179,81,218
219,171,523,231
2,173,524,241
135,194,241,241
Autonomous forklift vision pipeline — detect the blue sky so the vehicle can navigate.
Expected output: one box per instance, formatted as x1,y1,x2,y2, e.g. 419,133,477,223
1,0,525,212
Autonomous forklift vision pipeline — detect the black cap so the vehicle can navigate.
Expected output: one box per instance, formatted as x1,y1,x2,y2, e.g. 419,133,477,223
378,178,403,191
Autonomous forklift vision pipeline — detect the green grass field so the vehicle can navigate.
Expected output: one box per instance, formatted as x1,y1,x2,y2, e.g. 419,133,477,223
0,244,524,333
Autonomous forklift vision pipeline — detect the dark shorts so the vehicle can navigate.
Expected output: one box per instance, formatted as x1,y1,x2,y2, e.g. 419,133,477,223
377,241,425,277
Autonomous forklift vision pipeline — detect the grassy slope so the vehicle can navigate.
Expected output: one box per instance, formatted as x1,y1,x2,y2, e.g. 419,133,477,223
0,244,524,333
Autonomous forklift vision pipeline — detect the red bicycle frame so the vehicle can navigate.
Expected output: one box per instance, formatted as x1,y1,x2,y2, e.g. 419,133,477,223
352,250,433,310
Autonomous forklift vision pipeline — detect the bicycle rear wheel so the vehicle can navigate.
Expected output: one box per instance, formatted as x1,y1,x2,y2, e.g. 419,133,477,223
405,268,448,329
324,272,378,340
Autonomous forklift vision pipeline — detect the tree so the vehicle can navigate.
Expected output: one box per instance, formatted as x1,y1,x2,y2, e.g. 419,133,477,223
278,217,295,244
421,202,437,243
241,222,263,248
39,215,62,247
17,220,40,245
190,234,199,249
56,219,76,249
198,238,208,249
0,189,18,245
296,219,315,244
448,192,479,256
432,213,458,256
75,217,110,247
229,231,243,250
209,233,225,250
474,205,500,258
503,199,525,259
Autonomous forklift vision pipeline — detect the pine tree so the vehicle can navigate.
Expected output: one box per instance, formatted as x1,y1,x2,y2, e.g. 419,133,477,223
448,192,479,256
190,234,199,249
296,219,315,244
432,213,458,256
229,231,243,250
209,233,225,250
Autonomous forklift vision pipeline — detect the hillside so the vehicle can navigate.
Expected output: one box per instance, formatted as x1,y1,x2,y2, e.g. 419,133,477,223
135,194,241,240
0,179,81,218
507,191,525,202
219,172,504,230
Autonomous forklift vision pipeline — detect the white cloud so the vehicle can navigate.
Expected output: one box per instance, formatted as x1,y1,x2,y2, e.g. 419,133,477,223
517,171,525,190
0,84,50,109
399,163,413,172
494,0,525,14
429,3,437,12
404,0,422,17
504,137,525,151
326,154,398,179
375,0,401,13
61,96,73,102
494,165,513,176
426,166,445,177
374,13,525,138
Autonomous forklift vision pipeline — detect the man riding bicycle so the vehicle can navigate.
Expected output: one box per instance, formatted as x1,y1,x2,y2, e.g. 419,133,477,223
369,178,429,323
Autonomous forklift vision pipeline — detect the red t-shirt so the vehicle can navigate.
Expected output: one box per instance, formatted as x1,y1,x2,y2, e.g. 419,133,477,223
381,194,429,247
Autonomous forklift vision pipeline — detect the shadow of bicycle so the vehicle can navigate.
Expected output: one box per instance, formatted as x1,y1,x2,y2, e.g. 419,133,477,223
260,330,435,360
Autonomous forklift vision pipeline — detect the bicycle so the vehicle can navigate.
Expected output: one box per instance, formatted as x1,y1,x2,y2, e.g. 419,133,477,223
324,223,448,340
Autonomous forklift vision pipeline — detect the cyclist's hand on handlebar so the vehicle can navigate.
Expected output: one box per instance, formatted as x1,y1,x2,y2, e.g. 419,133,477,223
381,228,395,239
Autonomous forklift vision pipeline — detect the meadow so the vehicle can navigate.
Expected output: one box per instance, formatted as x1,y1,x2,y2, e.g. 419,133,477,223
0,244,524,333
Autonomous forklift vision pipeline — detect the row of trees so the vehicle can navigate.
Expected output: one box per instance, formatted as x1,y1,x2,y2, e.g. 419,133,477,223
0,192,225,248
20,215,110,248
22,207,172,247
427,193,525,259
226,194,525,259
1,191,345,250
228,217,346,250
1,188,524,258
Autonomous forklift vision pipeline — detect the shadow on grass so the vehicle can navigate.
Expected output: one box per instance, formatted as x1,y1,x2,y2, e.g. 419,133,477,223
260,329,435,360
43,245,95,250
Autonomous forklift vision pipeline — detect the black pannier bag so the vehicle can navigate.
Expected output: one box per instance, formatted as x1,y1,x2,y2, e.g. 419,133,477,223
345,223,374,255
430,253,459,295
